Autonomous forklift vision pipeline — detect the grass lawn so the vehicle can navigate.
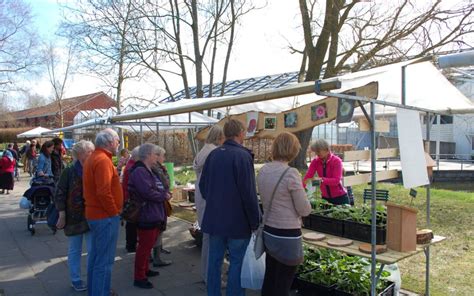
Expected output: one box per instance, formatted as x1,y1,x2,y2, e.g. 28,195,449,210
350,183,473,296
173,168,473,295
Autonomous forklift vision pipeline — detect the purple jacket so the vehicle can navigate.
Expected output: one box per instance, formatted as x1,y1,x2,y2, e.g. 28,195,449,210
128,161,167,227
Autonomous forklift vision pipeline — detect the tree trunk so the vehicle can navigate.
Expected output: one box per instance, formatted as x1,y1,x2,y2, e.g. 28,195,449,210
290,127,313,169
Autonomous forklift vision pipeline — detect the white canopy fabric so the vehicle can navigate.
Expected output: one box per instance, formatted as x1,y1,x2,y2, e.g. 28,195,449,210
110,59,473,121
43,112,217,134
17,126,57,138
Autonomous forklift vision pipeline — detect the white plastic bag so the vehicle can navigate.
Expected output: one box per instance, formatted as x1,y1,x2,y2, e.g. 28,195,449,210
241,234,266,290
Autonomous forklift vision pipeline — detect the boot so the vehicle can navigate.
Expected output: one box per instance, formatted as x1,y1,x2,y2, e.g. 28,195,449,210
152,247,172,267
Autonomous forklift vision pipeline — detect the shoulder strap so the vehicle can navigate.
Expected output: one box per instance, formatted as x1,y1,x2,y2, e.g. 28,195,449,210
263,166,291,225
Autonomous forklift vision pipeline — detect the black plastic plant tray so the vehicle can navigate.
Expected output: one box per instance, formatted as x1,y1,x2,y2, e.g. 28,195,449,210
305,213,344,236
334,281,395,296
293,276,335,296
342,220,386,245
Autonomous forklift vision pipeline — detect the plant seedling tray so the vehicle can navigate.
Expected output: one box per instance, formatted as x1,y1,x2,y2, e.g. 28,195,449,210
343,220,386,245
334,281,395,296
306,213,344,236
293,275,335,296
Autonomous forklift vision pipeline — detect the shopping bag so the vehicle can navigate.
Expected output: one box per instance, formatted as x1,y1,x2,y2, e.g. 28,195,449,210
254,224,265,259
241,234,266,290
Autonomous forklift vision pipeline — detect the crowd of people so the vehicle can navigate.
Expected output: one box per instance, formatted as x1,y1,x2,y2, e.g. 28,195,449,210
2,120,350,296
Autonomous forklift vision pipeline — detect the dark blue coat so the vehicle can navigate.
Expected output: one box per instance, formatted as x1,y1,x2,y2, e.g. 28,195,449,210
199,139,260,239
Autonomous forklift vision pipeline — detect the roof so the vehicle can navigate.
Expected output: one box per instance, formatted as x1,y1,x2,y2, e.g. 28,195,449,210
160,72,300,103
6,92,113,120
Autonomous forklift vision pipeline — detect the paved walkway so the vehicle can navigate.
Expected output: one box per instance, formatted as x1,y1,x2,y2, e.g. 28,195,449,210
0,172,259,296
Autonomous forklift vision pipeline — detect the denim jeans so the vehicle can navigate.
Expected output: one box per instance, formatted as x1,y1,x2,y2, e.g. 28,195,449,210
68,232,92,284
87,216,120,296
207,235,250,296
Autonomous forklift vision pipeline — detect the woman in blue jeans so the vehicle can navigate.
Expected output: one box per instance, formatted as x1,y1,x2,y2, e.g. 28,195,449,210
55,140,95,292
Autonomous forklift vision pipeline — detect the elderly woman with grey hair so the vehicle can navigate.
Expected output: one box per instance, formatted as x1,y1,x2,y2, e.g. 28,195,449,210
193,124,225,283
54,140,95,292
128,143,171,289
303,139,349,205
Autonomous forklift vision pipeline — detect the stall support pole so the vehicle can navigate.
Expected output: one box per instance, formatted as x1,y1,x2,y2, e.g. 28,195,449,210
140,123,143,145
370,100,377,296
425,112,432,296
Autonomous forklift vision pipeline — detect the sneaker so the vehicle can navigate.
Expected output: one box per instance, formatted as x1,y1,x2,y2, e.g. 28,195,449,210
153,259,172,267
71,281,87,292
146,270,160,277
161,247,171,254
134,279,153,289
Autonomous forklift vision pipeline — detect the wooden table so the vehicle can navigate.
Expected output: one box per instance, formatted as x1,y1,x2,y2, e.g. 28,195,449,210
302,228,446,264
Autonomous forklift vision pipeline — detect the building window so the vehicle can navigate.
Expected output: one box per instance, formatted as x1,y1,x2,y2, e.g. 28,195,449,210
439,115,453,124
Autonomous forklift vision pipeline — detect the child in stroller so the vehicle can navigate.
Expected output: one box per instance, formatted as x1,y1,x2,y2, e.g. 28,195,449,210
23,176,56,235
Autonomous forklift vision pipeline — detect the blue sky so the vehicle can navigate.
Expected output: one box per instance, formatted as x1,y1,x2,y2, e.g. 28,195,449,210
26,0,61,39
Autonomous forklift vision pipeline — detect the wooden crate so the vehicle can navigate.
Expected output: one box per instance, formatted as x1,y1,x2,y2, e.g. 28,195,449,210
172,186,188,202
386,203,418,252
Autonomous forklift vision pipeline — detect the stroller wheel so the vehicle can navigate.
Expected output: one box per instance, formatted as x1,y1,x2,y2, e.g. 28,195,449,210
27,215,33,231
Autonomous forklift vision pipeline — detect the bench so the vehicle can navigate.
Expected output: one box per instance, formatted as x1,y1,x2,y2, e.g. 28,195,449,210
363,189,390,203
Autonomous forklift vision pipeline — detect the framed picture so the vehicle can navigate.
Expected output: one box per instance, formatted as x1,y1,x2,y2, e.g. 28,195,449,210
264,116,276,130
246,111,259,137
311,103,328,121
336,93,356,123
284,112,298,128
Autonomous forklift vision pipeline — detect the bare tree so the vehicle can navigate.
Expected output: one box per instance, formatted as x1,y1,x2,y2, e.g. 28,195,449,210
60,0,144,146
44,41,75,128
0,0,40,92
291,0,474,169
128,0,256,101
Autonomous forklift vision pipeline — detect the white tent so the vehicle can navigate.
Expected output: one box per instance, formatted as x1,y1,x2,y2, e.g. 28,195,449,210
17,127,58,138
43,112,218,134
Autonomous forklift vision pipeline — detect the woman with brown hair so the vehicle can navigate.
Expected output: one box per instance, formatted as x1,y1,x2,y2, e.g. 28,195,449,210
257,132,312,296
36,141,54,178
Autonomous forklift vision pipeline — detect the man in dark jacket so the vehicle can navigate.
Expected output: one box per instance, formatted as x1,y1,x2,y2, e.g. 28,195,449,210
200,119,260,296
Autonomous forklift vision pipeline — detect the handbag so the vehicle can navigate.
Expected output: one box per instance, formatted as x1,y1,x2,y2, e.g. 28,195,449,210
164,199,173,217
254,167,291,259
121,197,146,223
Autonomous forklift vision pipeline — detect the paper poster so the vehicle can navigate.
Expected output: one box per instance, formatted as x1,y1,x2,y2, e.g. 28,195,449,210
311,103,328,121
284,112,298,128
396,108,429,188
246,111,259,137
264,116,276,130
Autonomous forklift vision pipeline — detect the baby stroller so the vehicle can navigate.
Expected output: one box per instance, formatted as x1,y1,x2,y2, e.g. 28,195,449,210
23,177,56,235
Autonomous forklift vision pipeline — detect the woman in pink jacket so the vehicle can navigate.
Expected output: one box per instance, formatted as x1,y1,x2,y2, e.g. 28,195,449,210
303,139,349,205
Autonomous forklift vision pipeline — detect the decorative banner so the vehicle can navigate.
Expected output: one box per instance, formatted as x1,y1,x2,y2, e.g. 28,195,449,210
264,116,277,130
396,108,429,188
336,93,356,123
284,112,298,128
246,111,259,137
311,103,328,121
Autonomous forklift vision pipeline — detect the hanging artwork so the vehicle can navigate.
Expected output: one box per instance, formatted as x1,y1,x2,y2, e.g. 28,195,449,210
284,112,298,128
311,103,328,121
336,95,356,123
246,111,259,137
264,116,277,130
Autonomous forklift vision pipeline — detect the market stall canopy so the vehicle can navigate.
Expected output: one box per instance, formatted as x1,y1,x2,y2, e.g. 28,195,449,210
17,126,58,138
108,58,474,125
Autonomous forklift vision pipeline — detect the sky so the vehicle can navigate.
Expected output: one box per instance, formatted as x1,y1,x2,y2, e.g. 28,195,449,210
24,0,304,102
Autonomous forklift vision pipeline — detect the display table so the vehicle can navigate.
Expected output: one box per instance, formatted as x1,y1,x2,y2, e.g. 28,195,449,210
302,229,446,265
